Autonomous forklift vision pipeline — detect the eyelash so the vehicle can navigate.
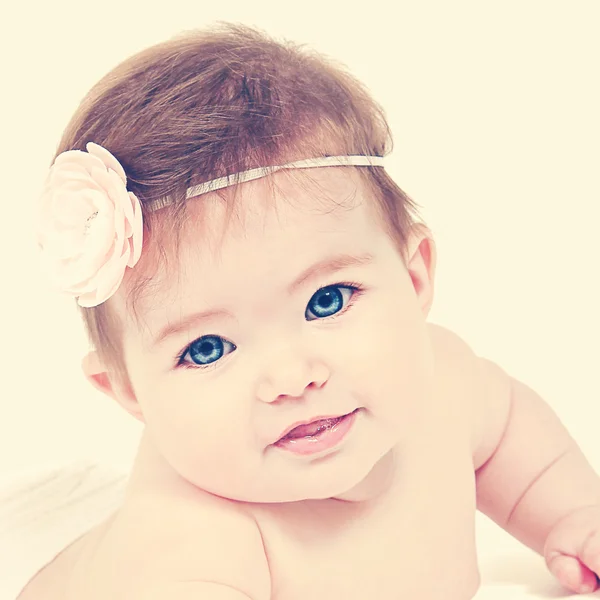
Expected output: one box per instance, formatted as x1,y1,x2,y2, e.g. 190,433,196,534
174,281,365,371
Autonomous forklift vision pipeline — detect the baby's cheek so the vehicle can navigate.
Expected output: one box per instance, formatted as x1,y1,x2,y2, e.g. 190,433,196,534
345,311,434,432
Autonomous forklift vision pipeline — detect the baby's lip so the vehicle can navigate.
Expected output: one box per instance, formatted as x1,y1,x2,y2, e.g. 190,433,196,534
273,412,350,444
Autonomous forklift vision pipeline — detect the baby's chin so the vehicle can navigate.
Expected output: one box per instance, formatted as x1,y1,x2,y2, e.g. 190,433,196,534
217,447,398,505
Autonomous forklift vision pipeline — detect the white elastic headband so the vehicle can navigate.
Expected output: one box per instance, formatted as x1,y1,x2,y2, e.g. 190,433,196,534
146,154,385,212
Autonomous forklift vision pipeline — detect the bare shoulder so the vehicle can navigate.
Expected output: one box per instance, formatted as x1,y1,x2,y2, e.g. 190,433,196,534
89,486,271,600
426,322,476,358
425,322,512,470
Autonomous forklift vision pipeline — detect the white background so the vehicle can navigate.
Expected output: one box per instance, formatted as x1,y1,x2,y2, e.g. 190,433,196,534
0,1,599,595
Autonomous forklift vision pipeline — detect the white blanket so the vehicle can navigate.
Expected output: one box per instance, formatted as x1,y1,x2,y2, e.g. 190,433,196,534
0,461,589,599
0,461,126,600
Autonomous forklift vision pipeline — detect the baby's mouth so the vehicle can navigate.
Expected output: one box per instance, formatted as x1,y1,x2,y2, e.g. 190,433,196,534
279,416,345,441
273,410,360,455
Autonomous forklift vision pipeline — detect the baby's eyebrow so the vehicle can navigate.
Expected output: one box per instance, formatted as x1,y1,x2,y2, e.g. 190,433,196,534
286,251,374,294
151,252,374,347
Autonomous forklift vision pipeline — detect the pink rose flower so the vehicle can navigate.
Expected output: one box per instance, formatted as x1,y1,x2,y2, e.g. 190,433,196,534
36,142,143,307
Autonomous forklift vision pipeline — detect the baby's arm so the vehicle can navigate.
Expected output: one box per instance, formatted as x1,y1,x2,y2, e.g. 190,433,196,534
473,353,600,555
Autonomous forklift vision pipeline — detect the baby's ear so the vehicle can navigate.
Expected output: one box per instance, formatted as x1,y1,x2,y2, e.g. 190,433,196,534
81,350,145,423
405,224,437,316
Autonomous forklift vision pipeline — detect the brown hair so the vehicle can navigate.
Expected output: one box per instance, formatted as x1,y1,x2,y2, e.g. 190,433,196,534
52,23,424,392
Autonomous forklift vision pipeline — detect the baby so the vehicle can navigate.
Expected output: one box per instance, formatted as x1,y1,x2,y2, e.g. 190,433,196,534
29,23,600,600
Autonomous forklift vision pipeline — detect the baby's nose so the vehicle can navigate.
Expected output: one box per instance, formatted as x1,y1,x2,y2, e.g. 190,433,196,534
255,359,329,404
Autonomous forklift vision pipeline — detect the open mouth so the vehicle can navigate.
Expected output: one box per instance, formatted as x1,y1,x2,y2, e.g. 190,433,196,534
279,415,346,441
274,409,359,455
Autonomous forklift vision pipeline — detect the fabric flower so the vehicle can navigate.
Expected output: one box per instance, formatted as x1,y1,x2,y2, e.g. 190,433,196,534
36,142,143,307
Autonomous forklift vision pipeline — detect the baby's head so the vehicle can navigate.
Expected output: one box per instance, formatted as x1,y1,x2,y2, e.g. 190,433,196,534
38,24,437,503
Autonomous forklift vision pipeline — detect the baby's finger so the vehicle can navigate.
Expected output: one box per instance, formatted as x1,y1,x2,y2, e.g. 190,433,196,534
579,529,600,582
547,553,598,594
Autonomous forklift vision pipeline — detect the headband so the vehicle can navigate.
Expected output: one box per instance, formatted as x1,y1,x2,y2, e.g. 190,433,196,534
147,154,385,212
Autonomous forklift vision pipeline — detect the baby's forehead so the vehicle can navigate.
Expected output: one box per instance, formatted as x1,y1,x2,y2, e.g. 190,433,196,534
189,167,369,229
182,172,378,254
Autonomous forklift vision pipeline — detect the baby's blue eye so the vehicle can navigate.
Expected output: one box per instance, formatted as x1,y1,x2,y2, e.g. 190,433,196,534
305,285,355,320
182,335,236,368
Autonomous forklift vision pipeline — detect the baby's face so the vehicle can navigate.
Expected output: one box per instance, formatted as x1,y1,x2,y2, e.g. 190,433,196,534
117,169,436,503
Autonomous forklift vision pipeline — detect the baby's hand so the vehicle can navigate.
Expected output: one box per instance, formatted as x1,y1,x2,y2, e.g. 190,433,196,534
545,505,600,594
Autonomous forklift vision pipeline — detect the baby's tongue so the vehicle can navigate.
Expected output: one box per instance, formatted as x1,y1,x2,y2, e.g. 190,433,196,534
284,417,342,439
